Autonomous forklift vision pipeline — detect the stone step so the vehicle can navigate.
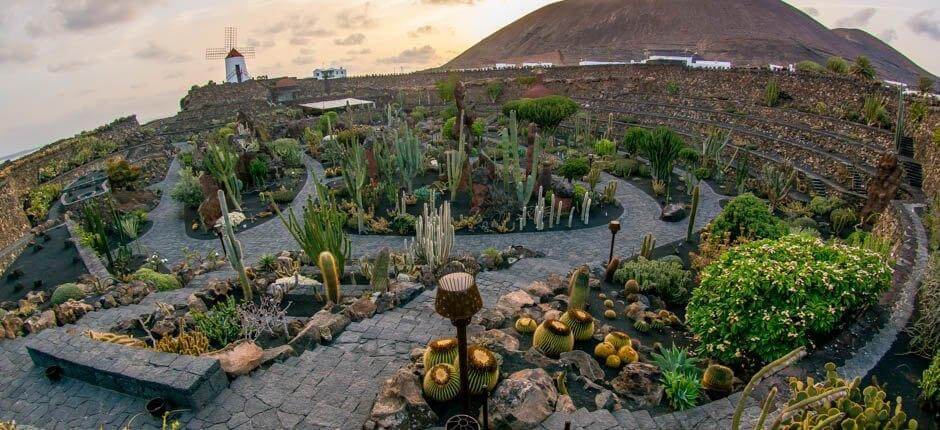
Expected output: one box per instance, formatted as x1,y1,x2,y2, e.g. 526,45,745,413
899,136,915,158
901,160,923,188
809,178,828,196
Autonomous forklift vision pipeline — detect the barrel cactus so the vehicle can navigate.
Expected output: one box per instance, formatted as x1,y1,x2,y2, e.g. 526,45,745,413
423,337,458,370
604,331,631,350
533,319,574,358
594,341,616,359
514,317,537,334
702,364,734,392
559,309,595,341
568,266,591,311
317,251,342,304
605,354,622,369
423,363,460,402
456,345,500,395
618,345,639,364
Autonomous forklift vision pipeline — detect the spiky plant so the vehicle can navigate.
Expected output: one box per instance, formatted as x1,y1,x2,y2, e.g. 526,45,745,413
640,233,656,259
394,123,425,192
560,309,595,341
276,182,351,276
533,319,574,358
514,317,537,334
567,265,591,311
639,127,685,200
651,344,700,378
594,341,616,359
205,140,242,210
604,331,631,350
760,164,795,210
625,279,640,294
605,354,622,369
423,338,458,370
317,251,341,305
218,190,252,301
423,363,461,402
662,370,702,411
634,320,650,333
618,345,639,364
701,364,735,392
456,345,500,395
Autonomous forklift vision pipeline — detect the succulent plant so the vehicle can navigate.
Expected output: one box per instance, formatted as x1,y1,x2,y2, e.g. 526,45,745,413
560,309,595,341
423,338,459,370
568,266,591,311
598,293,607,300
154,329,210,356
603,299,614,308
604,331,631,350
605,354,622,368
594,341,616,359
651,318,666,331
604,309,617,319
634,320,650,333
533,319,574,358
423,363,460,402
604,257,620,282
85,330,147,348
658,310,671,319
702,364,734,392
514,317,537,334
626,293,639,303
625,279,640,294
618,345,639,364
318,251,342,304
456,345,500,394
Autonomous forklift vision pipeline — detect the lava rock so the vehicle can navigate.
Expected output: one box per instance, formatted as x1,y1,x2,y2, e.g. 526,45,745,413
488,368,558,429
559,350,605,382
660,203,687,222
610,362,664,407
367,365,437,429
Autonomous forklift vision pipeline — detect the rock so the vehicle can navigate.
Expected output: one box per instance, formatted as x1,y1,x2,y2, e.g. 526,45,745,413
409,347,425,363
595,389,622,411
479,329,519,354
505,245,544,260
496,290,536,318
150,318,177,339
660,203,687,222
649,295,666,311
524,281,553,302
522,347,558,369
289,309,351,346
214,211,246,228
259,345,295,366
345,297,377,321
624,301,648,321
0,314,23,339
187,294,208,313
389,281,423,303
23,310,56,334
207,341,264,376
559,350,605,382
610,362,664,407
488,368,558,430
545,274,567,295
395,273,414,283
543,310,561,322
53,300,93,325
368,365,437,429
555,394,577,413
472,308,506,330
270,275,319,297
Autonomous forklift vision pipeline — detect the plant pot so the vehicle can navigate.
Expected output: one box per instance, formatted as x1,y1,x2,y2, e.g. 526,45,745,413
44,365,62,381
146,398,168,418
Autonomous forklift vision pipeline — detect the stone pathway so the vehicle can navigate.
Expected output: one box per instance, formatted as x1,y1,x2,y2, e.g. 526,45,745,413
2,154,730,429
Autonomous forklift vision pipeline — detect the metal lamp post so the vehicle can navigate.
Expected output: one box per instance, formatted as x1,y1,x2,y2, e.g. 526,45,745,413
607,220,621,263
435,272,483,413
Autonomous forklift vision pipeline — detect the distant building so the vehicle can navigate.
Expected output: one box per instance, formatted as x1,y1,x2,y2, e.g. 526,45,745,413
492,63,516,69
313,67,347,80
579,60,628,66
641,50,731,69
274,78,300,102
299,98,375,113
225,49,252,83
522,62,554,68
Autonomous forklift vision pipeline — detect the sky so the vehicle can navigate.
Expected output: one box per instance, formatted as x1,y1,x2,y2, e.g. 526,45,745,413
0,0,938,157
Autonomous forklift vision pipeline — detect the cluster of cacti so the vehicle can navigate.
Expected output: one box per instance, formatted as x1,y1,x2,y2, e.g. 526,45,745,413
658,309,681,326
580,192,592,225
154,330,211,356
411,199,454,271
702,364,734,392
618,345,639,364
340,137,368,233
650,318,666,331
560,309,595,341
218,190,253,301
456,345,500,394
594,342,616,360
567,266,591,311
640,233,656,259
394,124,425,192
686,185,700,242
317,251,342,304
602,181,617,204
514,317,537,334
445,133,467,198
603,299,614,308
605,354,622,368
205,141,242,210
625,279,640,294
85,330,147,349
533,319,574,358
423,363,461,402
605,331,632,350
634,320,650,333
534,186,546,230
422,337,459,369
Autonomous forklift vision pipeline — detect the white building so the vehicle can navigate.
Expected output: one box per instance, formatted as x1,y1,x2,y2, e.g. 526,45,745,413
522,62,554,68
225,49,251,83
313,67,347,80
642,51,731,70
579,60,628,66
492,63,516,69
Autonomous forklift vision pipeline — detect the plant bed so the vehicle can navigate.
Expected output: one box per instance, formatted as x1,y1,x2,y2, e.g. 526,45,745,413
0,224,89,311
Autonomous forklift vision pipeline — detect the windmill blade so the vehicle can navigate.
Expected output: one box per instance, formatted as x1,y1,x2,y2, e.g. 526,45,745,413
236,47,256,58
206,48,227,59
224,27,237,50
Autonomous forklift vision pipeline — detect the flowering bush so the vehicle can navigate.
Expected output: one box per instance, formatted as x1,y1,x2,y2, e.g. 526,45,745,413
686,234,891,365
709,193,787,241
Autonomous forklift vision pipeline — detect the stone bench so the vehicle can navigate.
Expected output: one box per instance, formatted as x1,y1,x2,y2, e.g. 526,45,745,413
25,328,228,409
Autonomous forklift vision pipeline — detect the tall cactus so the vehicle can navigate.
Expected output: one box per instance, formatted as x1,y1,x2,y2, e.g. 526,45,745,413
341,137,368,233
894,86,905,153
394,124,424,192
445,136,467,199
640,233,656,259
568,266,591,311
318,251,342,304
218,190,251,301
371,248,390,292
731,346,807,430
205,141,242,210
686,185,700,242
534,186,546,230
411,200,454,271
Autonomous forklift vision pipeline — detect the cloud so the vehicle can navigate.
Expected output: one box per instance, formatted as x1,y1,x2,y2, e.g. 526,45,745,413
347,48,372,55
834,8,877,28
908,9,940,41
25,21,49,38
289,37,311,46
133,42,192,63
260,21,289,34
247,38,275,48
46,59,91,73
53,0,161,31
378,45,438,64
803,7,819,17
294,27,333,38
337,4,376,28
293,55,317,66
163,71,183,80
299,47,315,55
334,33,365,46
879,29,897,43
420,0,476,4
0,41,36,64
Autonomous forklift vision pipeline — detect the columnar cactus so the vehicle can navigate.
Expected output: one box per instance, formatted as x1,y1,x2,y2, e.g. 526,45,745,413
218,190,252,301
640,233,656,259
580,194,592,225
317,251,342,305
370,248,390,292
411,200,454,271
567,266,591,311
687,185,700,242
445,138,466,199
534,186,545,230
394,124,424,192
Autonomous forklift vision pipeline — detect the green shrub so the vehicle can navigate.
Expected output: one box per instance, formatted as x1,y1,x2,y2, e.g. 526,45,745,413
826,56,849,74
593,139,616,156
132,268,181,291
502,95,579,132
709,193,787,241
413,186,434,202
317,111,339,134
559,157,590,182
613,258,691,303
610,158,638,178
912,255,940,355
170,167,204,209
764,79,780,107
687,234,891,365
844,231,891,259
105,157,141,189
922,351,940,403
25,183,64,222
51,283,85,305
270,186,298,204
678,147,699,165
808,195,837,216
662,370,701,411
621,127,648,158
796,60,825,73
829,207,857,233
481,247,504,267
266,138,303,167
249,156,268,187
390,213,417,235
192,296,241,347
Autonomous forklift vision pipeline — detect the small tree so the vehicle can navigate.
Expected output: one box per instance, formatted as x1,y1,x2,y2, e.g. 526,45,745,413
639,127,685,198
486,81,504,102
502,95,579,134
850,55,876,80
559,157,589,183
621,127,649,159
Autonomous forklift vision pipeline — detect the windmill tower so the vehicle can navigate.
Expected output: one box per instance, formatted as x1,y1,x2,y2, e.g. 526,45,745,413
206,27,255,84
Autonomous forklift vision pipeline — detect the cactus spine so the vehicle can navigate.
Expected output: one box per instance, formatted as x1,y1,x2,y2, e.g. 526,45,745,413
567,266,591,311
560,309,595,341
218,190,252,301
423,363,461,402
423,338,459,369
640,233,656,259
410,200,454,271
533,319,574,358
687,185,700,242
318,251,342,305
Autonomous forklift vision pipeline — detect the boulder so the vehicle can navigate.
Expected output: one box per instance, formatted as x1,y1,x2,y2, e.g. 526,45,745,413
496,290,536,317
524,281,553,302
555,394,577,413
545,273,568,295
610,362,664,407
472,308,506,330
660,203,687,222
488,368,558,429
368,365,437,429
624,301,648,322
559,350,604,382
345,297,377,321
389,281,423,303
259,345,295,366
522,347,558,369
53,300,93,325
150,318,177,339
23,310,56,334
207,341,264,376
479,329,520,354
187,294,208,313
595,389,622,411
0,314,23,339
543,310,561,322
269,275,319,297
289,309,350,345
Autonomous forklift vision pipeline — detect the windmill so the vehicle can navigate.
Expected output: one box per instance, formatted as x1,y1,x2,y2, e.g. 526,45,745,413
206,27,255,83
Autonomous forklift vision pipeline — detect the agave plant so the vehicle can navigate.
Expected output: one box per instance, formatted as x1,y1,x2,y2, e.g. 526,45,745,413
639,127,685,200
651,344,700,378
